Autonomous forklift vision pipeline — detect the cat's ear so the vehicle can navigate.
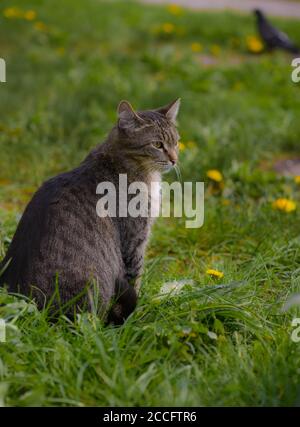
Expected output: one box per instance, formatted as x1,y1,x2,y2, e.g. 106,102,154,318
156,98,181,124
117,100,145,131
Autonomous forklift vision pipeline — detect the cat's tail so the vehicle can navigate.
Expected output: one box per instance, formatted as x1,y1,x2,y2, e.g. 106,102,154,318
107,278,137,325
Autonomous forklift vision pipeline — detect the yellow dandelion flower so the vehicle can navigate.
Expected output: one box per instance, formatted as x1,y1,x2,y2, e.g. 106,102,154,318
34,21,48,32
272,198,296,213
210,44,221,56
246,35,264,53
3,7,23,19
294,176,300,184
162,22,175,34
191,42,203,53
206,269,224,279
206,169,223,182
179,142,186,151
167,4,183,16
24,10,37,21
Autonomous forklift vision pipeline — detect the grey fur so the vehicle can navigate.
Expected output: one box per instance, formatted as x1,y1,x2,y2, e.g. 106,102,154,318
0,99,180,323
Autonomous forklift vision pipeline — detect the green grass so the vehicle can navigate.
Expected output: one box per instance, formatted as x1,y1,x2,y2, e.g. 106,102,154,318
1,0,300,406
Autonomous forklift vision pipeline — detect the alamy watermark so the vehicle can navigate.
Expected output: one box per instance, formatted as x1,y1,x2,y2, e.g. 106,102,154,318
0,57,6,83
0,319,6,343
96,174,204,228
291,318,300,343
291,58,300,83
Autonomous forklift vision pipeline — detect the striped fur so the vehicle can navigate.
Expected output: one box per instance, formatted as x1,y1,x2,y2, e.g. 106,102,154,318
0,100,180,324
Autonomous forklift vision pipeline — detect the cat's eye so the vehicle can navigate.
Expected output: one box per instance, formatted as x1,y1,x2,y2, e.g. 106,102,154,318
153,141,164,150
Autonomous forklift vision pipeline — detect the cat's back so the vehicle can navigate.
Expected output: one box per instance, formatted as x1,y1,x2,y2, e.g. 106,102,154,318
0,157,121,296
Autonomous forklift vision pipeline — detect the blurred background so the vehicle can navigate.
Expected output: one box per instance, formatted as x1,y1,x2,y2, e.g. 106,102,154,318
1,0,300,209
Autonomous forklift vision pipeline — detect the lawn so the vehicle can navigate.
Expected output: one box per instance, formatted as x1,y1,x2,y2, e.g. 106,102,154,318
1,0,300,407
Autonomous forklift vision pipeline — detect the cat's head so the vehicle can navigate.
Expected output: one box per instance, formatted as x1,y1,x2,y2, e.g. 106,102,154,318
115,99,181,173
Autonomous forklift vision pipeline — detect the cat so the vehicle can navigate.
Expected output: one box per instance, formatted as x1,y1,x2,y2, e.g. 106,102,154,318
0,99,180,324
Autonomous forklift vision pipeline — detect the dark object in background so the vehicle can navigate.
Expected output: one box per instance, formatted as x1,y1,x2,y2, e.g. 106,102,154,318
254,9,300,54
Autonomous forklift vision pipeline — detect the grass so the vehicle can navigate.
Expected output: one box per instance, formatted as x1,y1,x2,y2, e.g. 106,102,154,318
1,0,300,406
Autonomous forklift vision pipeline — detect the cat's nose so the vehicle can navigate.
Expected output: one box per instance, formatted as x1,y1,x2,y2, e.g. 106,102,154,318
168,150,177,165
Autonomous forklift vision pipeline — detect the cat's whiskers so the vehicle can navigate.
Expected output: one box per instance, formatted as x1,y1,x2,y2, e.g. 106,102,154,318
174,163,182,183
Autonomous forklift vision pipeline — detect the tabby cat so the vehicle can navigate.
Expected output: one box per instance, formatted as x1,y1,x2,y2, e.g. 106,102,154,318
0,99,180,323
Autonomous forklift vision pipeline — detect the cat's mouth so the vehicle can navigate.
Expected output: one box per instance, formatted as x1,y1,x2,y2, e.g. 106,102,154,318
156,161,174,173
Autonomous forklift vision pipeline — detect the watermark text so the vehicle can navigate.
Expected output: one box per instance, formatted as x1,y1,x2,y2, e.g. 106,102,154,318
291,58,300,83
96,174,204,229
0,58,6,83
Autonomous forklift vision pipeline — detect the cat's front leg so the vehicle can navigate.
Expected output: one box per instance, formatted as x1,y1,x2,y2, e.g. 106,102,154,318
125,250,144,295
123,233,148,295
